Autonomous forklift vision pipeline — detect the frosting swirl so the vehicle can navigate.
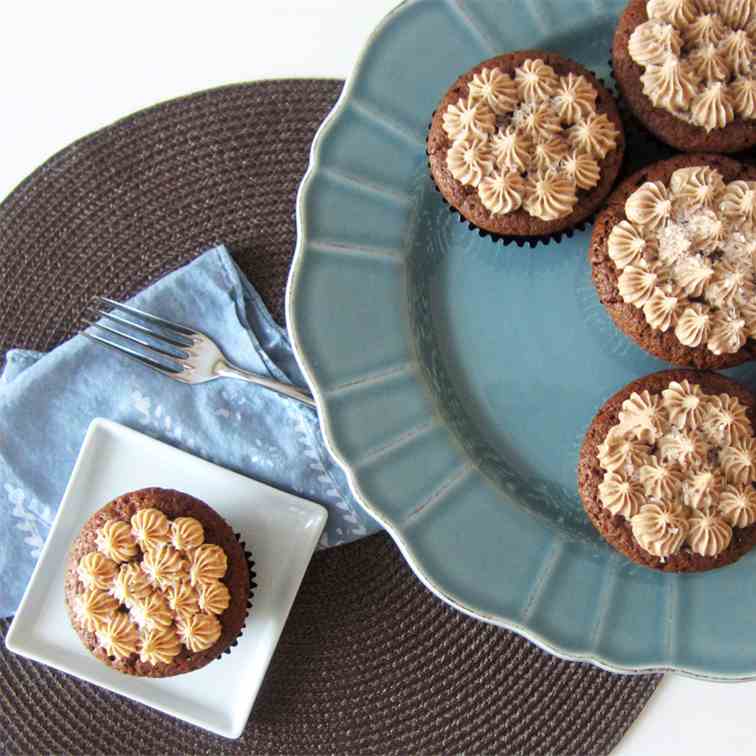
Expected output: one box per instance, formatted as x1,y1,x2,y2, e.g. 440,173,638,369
176,612,222,653
77,552,118,591
110,562,152,607
141,543,186,589
683,14,728,47
674,304,712,346
129,590,173,630
691,82,735,131
619,390,664,443
561,153,600,190
189,544,229,586
642,287,682,331
704,394,751,445
608,221,655,268
442,98,496,142
522,172,577,221
95,613,139,659
658,428,708,466
707,310,747,355
96,520,138,564
533,136,569,170
640,57,700,112
519,103,561,140
131,508,170,551
625,181,671,230
617,265,659,307
675,258,715,297
566,113,619,159
688,43,730,82
478,170,526,214
467,67,518,113
171,517,205,552
597,427,650,471
629,20,683,65
552,73,597,123
720,29,752,76
720,0,753,30
731,78,756,119
639,458,684,500
646,0,697,27
662,380,706,429
75,589,118,632
139,626,182,666
446,137,494,188
513,58,558,102
721,181,756,224
670,166,725,209
720,437,756,484
164,580,200,621
631,501,689,557
198,580,232,615
719,484,756,527
687,508,732,556
489,128,533,172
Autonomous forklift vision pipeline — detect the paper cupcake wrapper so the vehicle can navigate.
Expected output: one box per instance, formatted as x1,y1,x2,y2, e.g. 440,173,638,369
218,532,257,659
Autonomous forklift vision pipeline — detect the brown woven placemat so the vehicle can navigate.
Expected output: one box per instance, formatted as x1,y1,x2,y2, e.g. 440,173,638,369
0,80,660,755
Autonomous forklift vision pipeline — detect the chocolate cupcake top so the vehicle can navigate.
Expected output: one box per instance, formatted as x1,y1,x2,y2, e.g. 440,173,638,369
73,507,230,665
608,163,756,355
596,378,756,559
627,0,755,132
439,57,621,221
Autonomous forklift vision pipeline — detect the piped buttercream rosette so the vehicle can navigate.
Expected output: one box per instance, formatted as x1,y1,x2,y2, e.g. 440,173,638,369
441,58,621,221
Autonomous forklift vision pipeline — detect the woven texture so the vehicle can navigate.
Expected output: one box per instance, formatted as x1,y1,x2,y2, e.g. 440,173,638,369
0,80,660,755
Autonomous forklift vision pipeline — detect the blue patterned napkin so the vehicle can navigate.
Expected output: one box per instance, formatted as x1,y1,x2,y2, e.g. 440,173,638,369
0,246,379,617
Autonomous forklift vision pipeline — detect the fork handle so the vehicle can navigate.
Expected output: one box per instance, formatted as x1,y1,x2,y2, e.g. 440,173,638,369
215,362,317,408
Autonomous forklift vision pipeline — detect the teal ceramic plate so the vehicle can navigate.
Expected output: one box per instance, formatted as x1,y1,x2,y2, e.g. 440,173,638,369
287,0,756,679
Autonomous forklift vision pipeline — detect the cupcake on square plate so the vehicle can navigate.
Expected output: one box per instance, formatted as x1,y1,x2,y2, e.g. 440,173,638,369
612,0,756,153
589,153,756,368
64,487,252,677
578,369,756,572
427,51,625,246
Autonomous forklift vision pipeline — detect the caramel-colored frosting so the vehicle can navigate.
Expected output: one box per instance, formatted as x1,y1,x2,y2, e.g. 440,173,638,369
79,507,236,666
596,380,756,559
171,517,205,552
446,137,494,188
198,581,231,616
478,170,526,214
609,166,756,354
77,552,118,591
111,562,152,607
176,612,222,653
628,2,756,129
141,543,186,589
96,520,138,563
139,626,183,666
687,508,733,556
468,67,518,113
129,590,173,631
75,589,118,632
130,508,170,551
189,544,229,587
164,580,200,621
95,613,139,659
441,58,620,219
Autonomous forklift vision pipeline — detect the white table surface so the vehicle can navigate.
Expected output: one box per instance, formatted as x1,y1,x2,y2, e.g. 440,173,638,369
2,2,751,753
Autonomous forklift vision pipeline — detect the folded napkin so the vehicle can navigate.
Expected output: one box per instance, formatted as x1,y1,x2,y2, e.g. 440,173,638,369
0,246,379,617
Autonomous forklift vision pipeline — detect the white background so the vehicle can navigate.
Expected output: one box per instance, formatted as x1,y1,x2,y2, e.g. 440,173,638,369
2,1,754,753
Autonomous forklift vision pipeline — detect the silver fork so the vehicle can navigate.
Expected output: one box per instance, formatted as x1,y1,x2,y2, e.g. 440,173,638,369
83,297,316,407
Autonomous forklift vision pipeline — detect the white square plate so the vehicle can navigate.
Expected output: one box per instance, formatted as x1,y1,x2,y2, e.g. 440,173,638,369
5,418,327,738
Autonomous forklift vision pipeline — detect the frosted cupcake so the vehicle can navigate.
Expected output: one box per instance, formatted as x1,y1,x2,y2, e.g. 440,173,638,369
612,0,756,152
427,51,625,245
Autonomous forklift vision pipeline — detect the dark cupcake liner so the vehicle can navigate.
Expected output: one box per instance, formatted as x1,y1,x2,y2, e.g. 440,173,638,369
425,72,620,249
218,532,257,659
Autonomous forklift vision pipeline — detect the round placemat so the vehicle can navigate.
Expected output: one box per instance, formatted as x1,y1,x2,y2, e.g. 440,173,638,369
0,79,660,755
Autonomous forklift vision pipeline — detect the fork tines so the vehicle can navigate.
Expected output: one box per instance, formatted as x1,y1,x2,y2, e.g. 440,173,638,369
83,296,195,376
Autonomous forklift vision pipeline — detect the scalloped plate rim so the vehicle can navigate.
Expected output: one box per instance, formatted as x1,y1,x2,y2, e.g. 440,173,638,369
285,0,754,682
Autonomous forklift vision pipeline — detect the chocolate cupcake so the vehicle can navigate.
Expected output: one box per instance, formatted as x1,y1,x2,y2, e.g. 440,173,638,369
590,153,756,368
64,488,251,677
427,51,625,245
612,0,756,153
578,369,756,572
